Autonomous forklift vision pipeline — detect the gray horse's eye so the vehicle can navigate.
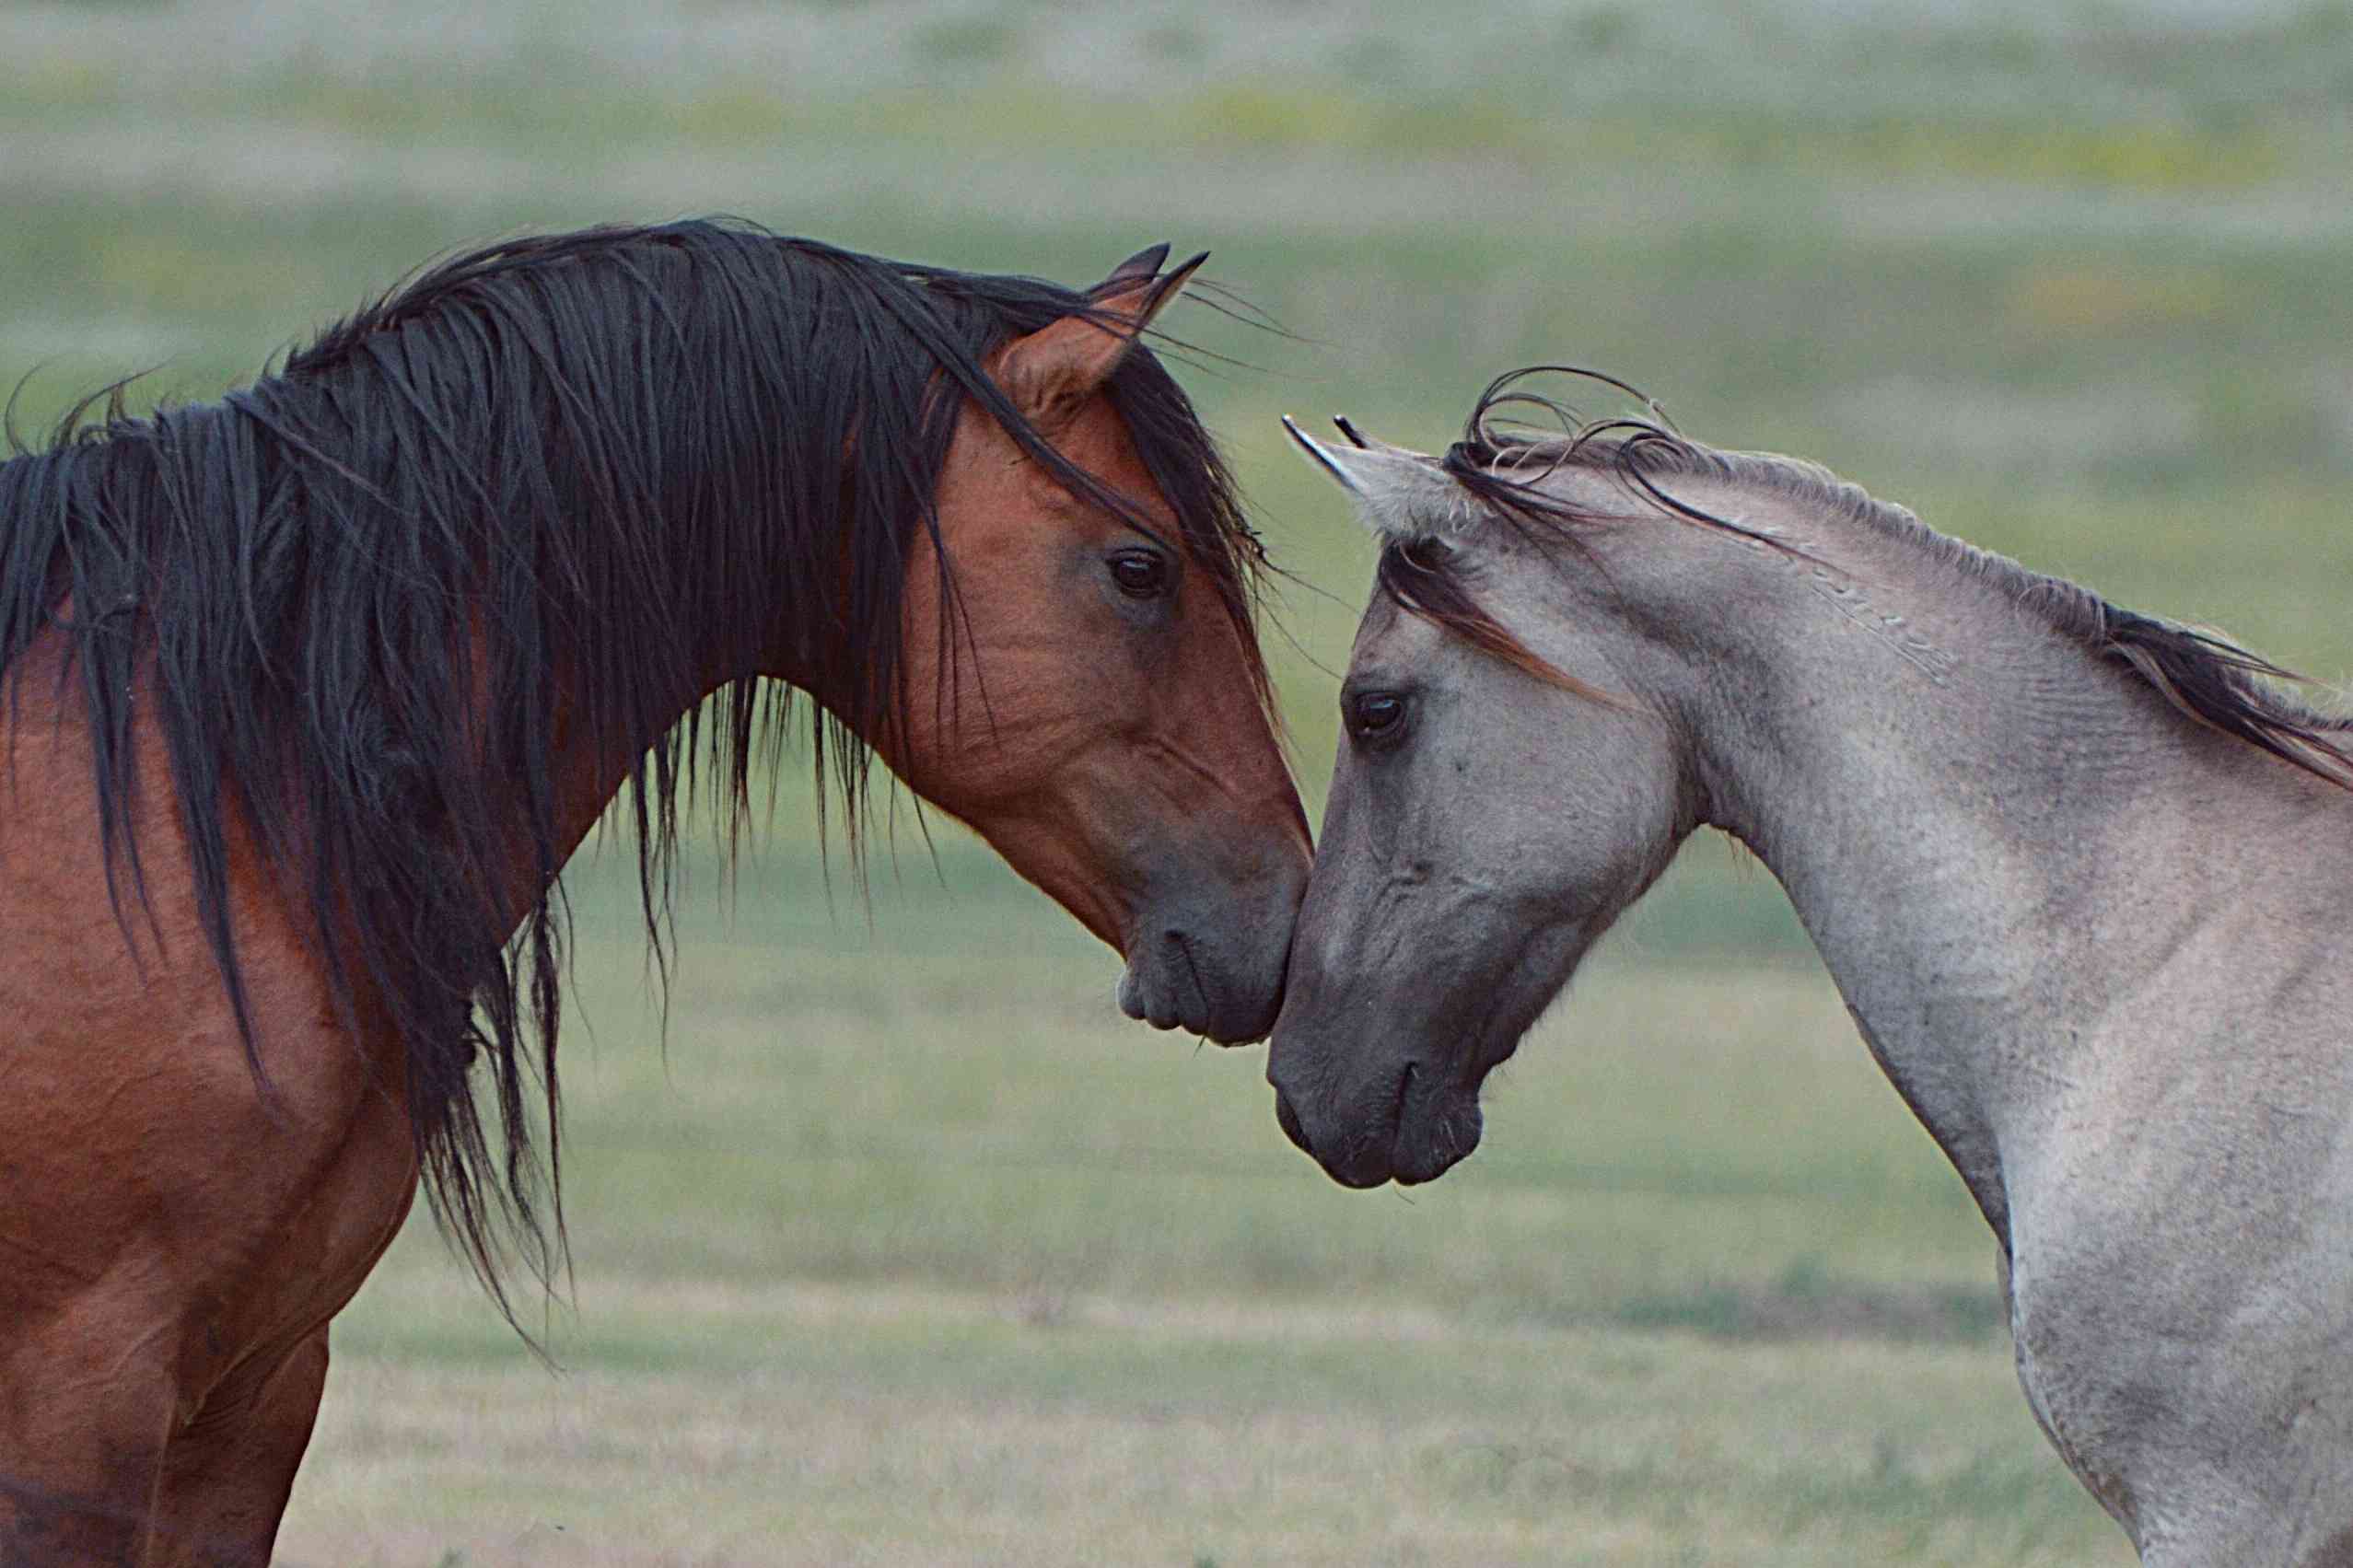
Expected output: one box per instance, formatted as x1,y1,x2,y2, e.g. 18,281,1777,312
1348,691,1408,739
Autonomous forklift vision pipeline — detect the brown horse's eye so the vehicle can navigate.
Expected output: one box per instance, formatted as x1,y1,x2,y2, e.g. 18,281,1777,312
1349,691,1408,739
1108,549,1171,599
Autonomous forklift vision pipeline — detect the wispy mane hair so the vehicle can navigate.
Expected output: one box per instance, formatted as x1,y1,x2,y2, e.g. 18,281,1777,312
0,218,1269,1324
1384,365,2353,791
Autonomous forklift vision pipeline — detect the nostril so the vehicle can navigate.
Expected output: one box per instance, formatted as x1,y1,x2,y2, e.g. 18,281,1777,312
1274,1091,1311,1156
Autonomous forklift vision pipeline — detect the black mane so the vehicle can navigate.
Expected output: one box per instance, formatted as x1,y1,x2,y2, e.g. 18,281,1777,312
0,218,1267,1320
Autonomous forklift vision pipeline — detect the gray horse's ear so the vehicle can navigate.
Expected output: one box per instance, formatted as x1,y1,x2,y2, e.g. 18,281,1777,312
1282,416,1474,542
1090,243,1172,296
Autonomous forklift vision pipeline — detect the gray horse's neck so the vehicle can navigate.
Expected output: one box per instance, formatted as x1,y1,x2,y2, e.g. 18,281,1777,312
1665,489,2351,1247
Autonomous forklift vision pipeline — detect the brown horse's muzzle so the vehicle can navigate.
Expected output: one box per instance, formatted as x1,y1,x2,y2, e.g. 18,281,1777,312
1114,835,1307,1044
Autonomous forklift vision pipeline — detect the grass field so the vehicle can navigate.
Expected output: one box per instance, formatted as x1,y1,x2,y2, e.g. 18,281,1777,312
7,0,2350,1560
274,858,2123,1566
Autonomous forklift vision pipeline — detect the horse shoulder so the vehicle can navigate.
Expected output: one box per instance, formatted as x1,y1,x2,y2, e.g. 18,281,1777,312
0,646,417,1409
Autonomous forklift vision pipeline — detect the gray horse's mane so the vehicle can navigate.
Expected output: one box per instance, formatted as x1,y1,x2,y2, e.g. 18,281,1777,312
1395,366,2353,791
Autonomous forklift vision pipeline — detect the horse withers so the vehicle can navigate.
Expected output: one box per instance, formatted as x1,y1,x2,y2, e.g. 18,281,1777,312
0,223,1308,1564
1271,374,2353,1565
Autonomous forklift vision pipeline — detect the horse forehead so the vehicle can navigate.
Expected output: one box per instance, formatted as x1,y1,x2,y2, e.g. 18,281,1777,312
1054,390,1167,504
939,409,1151,551
1048,404,1183,546
1347,590,1445,672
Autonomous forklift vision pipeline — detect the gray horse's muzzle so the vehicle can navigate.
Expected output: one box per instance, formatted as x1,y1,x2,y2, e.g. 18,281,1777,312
1266,1044,1484,1188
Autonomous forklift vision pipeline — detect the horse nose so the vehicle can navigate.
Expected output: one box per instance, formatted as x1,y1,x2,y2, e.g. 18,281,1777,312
1274,1088,1311,1156
1266,1043,1406,1190
1121,882,1296,1043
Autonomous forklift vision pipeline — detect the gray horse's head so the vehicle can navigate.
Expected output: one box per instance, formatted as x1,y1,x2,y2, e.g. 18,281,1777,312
1268,414,1709,1188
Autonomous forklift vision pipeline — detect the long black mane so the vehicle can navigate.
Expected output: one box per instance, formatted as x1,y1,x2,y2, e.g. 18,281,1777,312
0,219,1266,1318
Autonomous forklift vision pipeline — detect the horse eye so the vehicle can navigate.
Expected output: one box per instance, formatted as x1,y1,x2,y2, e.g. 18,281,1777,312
1350,691,1407,738
1108,550,1170,599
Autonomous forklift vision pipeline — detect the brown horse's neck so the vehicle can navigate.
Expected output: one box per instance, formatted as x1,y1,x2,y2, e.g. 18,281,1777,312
477,595,833,940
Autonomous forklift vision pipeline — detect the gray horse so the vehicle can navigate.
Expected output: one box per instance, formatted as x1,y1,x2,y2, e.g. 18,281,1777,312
1270,372,2353,1565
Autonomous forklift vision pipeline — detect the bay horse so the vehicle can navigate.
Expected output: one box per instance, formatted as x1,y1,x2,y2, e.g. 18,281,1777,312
0,220,1310,1564
1271,373,2353,1564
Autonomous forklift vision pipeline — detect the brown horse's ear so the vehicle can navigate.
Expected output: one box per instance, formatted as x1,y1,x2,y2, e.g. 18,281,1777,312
1089,242,1171,296
996,251,1207,420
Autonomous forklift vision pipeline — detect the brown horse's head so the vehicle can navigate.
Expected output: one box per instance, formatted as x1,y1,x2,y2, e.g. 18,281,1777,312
877,253,1310,1043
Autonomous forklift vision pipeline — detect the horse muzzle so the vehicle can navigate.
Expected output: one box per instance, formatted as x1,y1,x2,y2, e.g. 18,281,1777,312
1117,912,1290,1043
1115,847,1303,1041
1265,1045,1484,1189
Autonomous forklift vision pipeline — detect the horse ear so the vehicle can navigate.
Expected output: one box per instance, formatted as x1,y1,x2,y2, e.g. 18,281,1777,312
996,251,1206,418
1090,242,1171,297
1282,416,1473,542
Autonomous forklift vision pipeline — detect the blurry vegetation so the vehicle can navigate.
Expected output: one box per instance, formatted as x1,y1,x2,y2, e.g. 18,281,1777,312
276,871,2116,1562
909,14,1021,66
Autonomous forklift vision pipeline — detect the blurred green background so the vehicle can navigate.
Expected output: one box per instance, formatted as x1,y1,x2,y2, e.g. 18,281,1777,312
7,0,2349,1561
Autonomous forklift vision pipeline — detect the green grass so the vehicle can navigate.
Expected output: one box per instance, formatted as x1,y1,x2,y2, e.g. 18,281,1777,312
275,856,2123,1564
